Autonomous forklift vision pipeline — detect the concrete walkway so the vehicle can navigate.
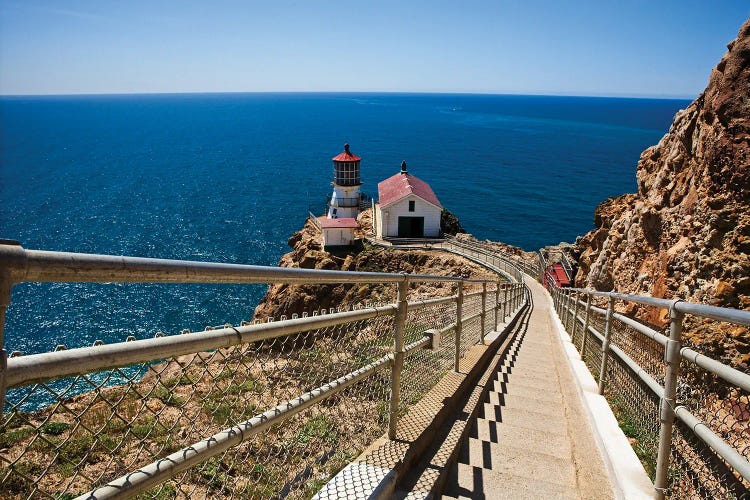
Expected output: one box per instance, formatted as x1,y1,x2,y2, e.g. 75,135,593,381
440,277,614,499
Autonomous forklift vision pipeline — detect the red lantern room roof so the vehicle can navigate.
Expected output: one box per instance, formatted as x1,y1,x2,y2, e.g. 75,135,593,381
332,143,361,162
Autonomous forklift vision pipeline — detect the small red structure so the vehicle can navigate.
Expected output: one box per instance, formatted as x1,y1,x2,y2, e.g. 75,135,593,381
319,217,358,229
543,263,571,289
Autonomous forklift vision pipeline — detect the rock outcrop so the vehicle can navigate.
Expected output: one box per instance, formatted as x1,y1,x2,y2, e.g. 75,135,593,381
254,211,496,321
575,19,750,367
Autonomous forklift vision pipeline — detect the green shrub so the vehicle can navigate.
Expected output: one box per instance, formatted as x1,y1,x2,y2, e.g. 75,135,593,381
41,421,71,436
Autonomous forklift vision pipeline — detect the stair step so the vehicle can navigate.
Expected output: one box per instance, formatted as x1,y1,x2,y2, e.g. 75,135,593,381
480,403,567,431
447,462,577,499
487,391,564,416
493,376,557,393
492,380,564,403
462,438,576,487
472,418,573,459
495,367,558,383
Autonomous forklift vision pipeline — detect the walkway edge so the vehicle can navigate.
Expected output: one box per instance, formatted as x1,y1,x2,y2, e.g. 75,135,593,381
545,286,656,500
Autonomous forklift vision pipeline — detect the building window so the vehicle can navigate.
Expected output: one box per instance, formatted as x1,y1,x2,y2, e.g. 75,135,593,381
408,201,415,212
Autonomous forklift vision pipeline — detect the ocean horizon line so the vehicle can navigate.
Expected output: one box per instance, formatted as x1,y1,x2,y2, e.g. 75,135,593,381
0,89,695,101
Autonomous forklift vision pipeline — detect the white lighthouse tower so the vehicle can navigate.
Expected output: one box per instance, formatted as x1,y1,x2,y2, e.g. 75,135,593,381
327,143,362,219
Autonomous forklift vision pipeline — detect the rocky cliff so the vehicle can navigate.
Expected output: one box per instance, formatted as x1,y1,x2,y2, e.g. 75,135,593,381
575,19,750,367
254,210,496,321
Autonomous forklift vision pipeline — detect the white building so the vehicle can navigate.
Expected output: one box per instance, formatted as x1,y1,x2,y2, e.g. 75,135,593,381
374,162,443,239
320,217,359,247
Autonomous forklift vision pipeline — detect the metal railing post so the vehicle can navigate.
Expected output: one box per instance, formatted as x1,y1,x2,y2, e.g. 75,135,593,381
0,277,11,415
654,302,684,499
454,281,463,372
503,286,508,323
567,290,574,331
388,278,409,439
494,283,500,331
571,290,580,337
480,283,487,343
581,293,591,359
598,296,615,394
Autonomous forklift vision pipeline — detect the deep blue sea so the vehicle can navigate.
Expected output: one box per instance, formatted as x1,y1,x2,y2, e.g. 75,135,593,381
1,93,689,354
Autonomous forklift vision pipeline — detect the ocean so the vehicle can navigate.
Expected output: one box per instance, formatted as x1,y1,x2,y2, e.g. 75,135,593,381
0,93,689,354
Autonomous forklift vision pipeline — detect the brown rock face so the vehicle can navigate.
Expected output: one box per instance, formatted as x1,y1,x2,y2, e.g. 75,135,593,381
254,214,496,321
575,19,750,367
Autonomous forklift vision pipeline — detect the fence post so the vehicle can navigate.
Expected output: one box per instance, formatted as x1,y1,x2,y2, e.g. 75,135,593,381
571,290,580,336
568,290,575,334
568,291,575,331
598,296,615,394
494,283,500,331
454,281,463,372
654,301,684,499
581,293,591,358
480,283,487,343
388,278,409,439
0,281,9,415
503,286,508,323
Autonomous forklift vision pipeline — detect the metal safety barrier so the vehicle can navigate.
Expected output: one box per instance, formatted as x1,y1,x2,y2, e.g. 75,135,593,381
0,241,527,499
552,286,750,499
440,236,540,280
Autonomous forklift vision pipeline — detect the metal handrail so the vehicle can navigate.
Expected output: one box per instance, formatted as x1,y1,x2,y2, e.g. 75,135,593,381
446,235,535,281
441,236,538,280
568,286,750,325
4,305,395,387
553,285,750,498
0,243,499,287
83,351,397,499
0,240,531,499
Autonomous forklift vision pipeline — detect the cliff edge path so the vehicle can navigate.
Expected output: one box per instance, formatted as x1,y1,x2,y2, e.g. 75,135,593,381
440,275,613,499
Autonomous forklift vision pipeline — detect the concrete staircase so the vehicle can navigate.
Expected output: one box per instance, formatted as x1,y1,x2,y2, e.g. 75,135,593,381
439,278,613,499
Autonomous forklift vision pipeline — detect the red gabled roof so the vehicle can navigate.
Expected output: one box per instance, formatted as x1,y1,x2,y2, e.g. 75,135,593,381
319,217,359,229
378,172,442,209
332,144,361,162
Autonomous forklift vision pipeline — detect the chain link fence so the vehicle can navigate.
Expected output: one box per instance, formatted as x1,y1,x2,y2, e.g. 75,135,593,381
553,288,750,499
2,311,397,499
0,244,520,499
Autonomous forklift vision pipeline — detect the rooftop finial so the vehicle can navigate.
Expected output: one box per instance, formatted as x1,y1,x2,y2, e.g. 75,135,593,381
344,143,350,153
401,161,407,173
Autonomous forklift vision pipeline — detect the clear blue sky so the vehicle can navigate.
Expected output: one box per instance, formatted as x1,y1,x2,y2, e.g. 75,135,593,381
1,0,748,97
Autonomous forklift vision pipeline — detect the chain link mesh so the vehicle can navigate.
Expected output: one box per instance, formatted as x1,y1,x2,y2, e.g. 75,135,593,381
670,358,750,497
1,311,395,499
1,280,511,499
553,291,750,498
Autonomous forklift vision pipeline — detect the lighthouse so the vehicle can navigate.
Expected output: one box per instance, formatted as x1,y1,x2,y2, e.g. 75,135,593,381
327,143,362,219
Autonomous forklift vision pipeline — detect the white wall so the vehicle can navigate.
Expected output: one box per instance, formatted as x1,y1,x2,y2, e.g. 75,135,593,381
377,195,441,238
322,227,355,247
327,185,360,219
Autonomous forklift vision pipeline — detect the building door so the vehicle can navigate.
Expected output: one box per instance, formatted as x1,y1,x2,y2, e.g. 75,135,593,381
397,217,424,237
